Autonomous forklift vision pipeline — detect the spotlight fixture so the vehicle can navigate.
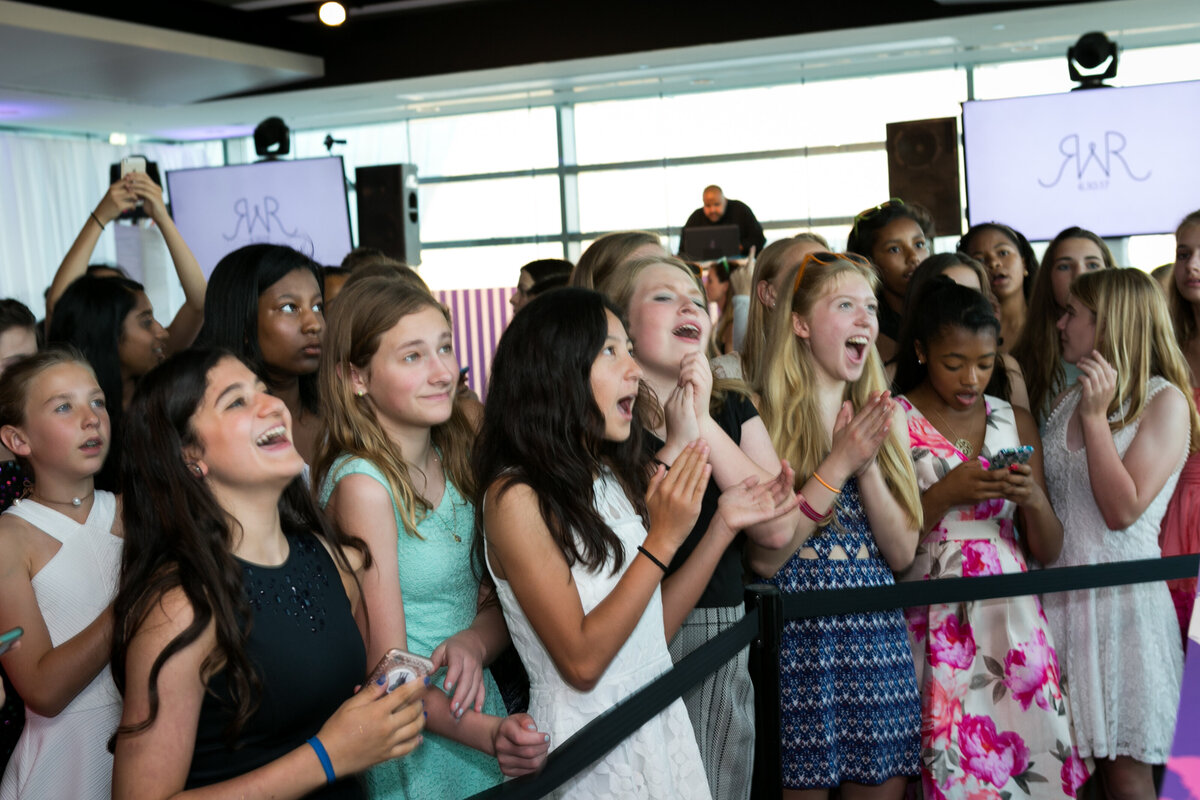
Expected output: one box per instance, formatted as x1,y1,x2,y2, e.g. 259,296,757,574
318,2,346,26
254,117,291,159
1068,31,1118,90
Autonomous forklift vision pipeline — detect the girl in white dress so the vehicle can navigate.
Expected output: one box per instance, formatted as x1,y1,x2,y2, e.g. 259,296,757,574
1042,268,1200,800
0,350,123,800
475,288,797,798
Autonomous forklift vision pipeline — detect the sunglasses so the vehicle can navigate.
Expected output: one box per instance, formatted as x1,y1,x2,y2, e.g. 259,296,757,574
793,251,871,294
851,197,906,240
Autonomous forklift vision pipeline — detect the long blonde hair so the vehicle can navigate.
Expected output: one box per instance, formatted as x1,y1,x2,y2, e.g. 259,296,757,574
1012,227,1116,421
742,233,829,388
313,276,477,538
758,257,922,529
1071,268,1200,453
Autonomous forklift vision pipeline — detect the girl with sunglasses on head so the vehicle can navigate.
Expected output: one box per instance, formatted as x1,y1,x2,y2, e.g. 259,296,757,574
958,222,1038,354
1011,227,1115,426
314,278,549,800
1042,268,1197,800
111,349,426,800
712,233,830,384
847,199,935,364
751,251,923,800
476,288,794,799
892,277,1088,800
0,350,121,800
594,253,799,800
1162,209,1200,640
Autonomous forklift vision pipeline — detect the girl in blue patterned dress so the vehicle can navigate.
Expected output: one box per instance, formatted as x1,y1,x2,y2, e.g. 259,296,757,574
313,277,549,800
750,252,924,799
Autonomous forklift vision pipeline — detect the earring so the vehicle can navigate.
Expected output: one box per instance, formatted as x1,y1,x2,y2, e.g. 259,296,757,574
917,358,924,365
187,462,203,477
355,390,365,398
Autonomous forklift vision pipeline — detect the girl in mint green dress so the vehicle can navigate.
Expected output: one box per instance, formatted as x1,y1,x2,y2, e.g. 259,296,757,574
314,277,549,800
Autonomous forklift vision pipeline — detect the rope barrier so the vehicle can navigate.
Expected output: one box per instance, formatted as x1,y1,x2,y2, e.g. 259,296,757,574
466,611,760,799
463,552,1199,800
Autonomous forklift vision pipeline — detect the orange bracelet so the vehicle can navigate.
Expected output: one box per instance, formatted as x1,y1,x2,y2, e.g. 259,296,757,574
812,471,841,494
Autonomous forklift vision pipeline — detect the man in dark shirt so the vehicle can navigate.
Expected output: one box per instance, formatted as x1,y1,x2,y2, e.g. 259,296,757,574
682,185,766,256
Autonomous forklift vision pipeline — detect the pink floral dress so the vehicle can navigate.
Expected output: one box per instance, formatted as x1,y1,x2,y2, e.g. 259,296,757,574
897,395,1089,800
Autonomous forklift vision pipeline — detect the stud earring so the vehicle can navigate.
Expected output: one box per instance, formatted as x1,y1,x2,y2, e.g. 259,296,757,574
355,390,365,398
187,462,204,477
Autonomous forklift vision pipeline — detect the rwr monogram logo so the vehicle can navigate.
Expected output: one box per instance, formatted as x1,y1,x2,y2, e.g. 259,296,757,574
222,196,301,241
1038,131,1151,190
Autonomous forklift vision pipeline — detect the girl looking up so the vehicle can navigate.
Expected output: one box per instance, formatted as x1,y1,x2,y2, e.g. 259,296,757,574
595,253,799,800
1042,268,1198,800
1162,209,1200,639
111,349,425,799
958,222,1038,353
892,278,1087,799
1011,227,1115,424
314,278,549,799
0,350,122,800
751,251,923,800
476,288,793,798
198,244,325,464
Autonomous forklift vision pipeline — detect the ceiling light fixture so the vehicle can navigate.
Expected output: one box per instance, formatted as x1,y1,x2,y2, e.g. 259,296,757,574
1068,31,1118,90
318,2,347,26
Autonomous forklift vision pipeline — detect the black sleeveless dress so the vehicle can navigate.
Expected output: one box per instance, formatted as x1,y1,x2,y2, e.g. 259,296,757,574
185,535,367,799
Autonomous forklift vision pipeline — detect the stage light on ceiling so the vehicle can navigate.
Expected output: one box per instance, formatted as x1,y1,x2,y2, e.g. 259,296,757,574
318,2,346,26
1068,31,1118,90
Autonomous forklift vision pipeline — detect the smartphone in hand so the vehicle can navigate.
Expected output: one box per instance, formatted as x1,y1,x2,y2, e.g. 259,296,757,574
366,648,434,693
990,446,1034,470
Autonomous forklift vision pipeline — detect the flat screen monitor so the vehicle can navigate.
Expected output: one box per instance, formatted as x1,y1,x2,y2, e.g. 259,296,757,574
166,157,353,275
680,224,740,261
962,80,1200,241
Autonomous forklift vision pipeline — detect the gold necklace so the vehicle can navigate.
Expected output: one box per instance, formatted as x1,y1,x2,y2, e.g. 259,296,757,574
927,404,979,458
28,489,94,508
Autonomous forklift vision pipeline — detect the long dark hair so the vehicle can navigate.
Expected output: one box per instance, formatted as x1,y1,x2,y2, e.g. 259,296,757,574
111,348,367,747
473,288,652,576
197,244,323,413
47,274,143,492
893,276,1007,397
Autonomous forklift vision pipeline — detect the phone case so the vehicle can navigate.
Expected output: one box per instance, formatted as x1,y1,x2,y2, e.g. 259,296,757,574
990,445,1034,470
366,648,434,693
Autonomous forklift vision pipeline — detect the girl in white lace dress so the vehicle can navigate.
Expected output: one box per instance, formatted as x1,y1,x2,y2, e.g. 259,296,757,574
1042,268,1200,799
475,288,797,798
0,351,123,800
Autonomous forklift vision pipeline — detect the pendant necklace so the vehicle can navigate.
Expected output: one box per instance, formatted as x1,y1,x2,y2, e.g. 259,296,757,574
928,405,978,458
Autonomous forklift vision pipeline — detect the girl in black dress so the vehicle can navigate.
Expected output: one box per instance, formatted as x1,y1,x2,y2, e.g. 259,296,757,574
111,349,424,799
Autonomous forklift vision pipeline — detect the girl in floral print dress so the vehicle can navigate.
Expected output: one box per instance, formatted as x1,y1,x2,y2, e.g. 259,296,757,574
892,278,1089,800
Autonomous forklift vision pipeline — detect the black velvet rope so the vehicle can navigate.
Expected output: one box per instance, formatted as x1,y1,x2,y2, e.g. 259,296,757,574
463,553,1199,800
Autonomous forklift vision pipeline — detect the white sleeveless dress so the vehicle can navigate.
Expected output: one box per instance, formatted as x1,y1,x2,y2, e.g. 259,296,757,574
487,470,711,799
1041,378,1185,763
0,491,123,800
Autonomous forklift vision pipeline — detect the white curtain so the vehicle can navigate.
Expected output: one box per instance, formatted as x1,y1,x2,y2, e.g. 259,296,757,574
0,131,221,318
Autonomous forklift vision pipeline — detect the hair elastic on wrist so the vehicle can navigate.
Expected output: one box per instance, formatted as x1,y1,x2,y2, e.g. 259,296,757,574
812,471,841,494
637,545,669,573
89,212,106,231
798,494,826,523
307,735,336,784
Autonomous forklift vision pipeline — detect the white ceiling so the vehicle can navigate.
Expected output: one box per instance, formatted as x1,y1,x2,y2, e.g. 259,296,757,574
1,0,1198,142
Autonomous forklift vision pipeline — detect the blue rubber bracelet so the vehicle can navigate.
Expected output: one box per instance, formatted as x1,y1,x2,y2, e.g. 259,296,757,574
307,735,336,784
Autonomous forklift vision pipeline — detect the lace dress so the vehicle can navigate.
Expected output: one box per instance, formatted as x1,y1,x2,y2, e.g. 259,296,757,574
898,396,1088,799
0,492,123,800
1042,378,1185,764
486,469,711,799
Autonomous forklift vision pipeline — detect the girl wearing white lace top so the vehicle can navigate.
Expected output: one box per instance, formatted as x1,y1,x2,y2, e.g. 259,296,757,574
0,350,123,800
1042,268,1200,800
474,288,798,798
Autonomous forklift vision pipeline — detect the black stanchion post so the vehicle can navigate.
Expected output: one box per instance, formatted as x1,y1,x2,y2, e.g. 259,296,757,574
746,583,783,800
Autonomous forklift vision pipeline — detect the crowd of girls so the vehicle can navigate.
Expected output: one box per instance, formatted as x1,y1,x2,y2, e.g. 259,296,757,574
0,187,1197,800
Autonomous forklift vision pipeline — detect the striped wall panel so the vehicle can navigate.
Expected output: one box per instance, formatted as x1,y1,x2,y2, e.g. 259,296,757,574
435,287,515,400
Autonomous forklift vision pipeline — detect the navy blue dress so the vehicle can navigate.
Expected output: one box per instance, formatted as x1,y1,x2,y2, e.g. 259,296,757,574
765,477,920,789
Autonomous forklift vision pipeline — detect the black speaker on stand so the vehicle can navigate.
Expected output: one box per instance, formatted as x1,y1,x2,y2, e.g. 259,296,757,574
355,164,421,266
